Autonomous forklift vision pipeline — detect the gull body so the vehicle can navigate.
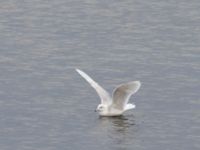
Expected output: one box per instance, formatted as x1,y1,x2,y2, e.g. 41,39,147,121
76,69,141,116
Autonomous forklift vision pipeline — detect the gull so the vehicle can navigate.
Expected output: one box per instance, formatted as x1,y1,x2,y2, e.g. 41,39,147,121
76,69,141,116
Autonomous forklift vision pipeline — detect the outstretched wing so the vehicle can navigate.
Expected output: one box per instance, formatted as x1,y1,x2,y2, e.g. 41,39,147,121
76,69,111,105
112,81,141,110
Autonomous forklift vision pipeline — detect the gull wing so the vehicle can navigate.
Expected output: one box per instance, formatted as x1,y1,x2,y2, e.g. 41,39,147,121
76,69,111,105
112,81,141,110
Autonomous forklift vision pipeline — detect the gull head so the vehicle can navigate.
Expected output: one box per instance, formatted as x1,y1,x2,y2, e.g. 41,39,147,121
95,104,108,115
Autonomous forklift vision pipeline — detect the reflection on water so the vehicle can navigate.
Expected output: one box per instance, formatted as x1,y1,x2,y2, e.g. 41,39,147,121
99,115,135,132
97,115,136,149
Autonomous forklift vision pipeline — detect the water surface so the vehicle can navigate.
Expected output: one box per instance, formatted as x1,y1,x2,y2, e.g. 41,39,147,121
0,0,199,150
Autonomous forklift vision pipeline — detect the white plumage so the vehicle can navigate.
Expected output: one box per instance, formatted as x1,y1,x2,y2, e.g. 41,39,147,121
76,69,141,116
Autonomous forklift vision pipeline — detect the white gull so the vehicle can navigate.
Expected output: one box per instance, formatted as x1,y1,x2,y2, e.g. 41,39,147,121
76,69,141,116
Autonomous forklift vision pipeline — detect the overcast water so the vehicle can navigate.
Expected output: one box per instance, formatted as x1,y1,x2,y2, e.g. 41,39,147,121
0,0,200,150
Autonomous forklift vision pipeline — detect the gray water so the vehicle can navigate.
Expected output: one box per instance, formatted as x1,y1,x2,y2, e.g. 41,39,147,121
0,0,199,150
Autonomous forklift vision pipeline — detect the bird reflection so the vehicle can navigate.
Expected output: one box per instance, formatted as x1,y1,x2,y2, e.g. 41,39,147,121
97,115,136,149
99,115,135,131
100,115,134,132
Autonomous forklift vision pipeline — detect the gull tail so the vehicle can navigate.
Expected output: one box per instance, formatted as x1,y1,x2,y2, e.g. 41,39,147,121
125,103,136,111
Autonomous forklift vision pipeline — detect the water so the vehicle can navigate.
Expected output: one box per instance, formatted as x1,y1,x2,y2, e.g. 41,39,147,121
0,0,199,150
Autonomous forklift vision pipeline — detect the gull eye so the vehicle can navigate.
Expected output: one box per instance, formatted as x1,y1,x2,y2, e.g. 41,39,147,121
99,106,103,110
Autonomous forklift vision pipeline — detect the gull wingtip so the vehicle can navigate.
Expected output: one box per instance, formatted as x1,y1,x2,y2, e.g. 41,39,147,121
136,80,141,85
134,81,141,88
75,68,81,73
131,80,141,85
138,80,141,86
